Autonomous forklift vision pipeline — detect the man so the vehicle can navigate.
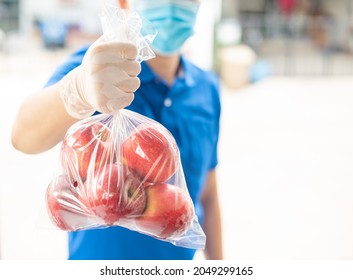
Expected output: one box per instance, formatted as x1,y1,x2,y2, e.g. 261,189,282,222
12,0,223,260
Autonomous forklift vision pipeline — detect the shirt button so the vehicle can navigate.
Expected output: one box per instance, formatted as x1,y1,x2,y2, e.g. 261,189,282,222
164,98,172,107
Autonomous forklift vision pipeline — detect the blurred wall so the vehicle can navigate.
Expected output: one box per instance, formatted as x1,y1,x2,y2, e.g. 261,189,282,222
322,0,353,49
184,0,221,70
19,0,102,35
18,0,221,70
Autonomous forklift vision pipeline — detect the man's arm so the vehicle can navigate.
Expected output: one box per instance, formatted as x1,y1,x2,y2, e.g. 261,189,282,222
11,82,78,154
200,169,224,259
12,42,140,155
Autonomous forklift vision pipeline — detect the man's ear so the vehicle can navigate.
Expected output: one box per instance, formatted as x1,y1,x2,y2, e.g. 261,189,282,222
118,0,129,9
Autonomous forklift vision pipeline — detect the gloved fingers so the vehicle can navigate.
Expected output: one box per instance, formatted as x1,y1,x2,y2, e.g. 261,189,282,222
91,66,131,85
97,60,141,76
106,93,135,111
98,77,139,99
113,42,139,60
90,42,138,62
121,60,141,76
115,76,141,93
93,90,135,113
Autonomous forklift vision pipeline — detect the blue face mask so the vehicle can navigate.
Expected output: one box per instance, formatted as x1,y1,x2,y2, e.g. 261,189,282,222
134,1,200,56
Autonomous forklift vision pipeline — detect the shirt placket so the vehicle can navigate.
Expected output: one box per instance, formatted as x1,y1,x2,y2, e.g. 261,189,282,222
160,77,184,126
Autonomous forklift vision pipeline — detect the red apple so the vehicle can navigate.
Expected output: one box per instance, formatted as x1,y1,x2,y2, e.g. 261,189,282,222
121,122,179,183
61,121,115,183
134,183,194,239
46,175,89,231
120,172,147,218
83,164,147,225
83,163,122,225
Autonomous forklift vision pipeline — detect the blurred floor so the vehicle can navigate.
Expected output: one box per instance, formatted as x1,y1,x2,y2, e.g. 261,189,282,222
1,44,353,260
218,77,353,259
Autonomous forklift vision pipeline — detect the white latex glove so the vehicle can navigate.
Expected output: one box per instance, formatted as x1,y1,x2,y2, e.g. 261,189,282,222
60,38,141,119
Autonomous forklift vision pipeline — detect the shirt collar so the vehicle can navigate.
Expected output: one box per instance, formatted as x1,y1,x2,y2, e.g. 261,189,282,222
139,55,196,87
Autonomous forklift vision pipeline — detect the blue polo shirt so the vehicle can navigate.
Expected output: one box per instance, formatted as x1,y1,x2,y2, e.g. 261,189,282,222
45,45,221,260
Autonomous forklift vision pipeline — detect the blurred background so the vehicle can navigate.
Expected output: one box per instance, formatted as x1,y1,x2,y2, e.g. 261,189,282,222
1,0,353,259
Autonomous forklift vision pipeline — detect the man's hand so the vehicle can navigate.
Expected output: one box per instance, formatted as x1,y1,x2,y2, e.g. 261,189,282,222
60,39,141,119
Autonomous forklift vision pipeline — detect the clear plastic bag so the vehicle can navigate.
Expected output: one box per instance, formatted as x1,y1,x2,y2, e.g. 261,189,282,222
47,111,206,249
44,4,206,250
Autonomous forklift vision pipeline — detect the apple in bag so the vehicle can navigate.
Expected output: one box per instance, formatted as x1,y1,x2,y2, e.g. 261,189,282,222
61,121,114,182
135,183,194,239
82,163,147,225
46,175,88,231
121,122,179,183
82,163,121,225
120,171,147,219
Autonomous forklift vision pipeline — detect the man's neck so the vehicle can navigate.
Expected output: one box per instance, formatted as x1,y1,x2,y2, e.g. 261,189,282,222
146,54,181,86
